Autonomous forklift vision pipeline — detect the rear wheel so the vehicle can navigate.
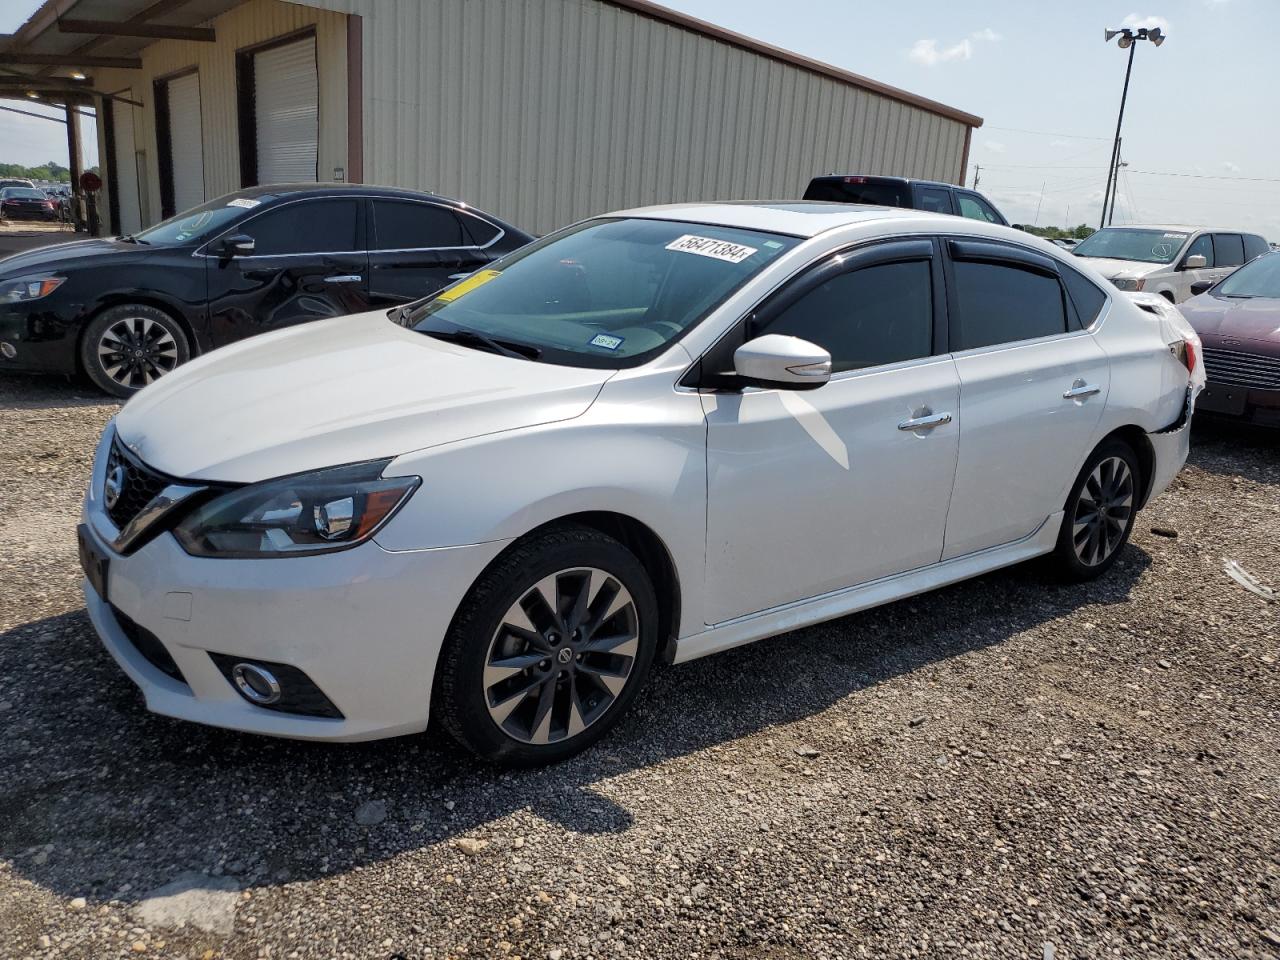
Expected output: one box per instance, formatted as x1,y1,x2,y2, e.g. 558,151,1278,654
1050,439,1141,581
434,524,658,765
80,304,190,398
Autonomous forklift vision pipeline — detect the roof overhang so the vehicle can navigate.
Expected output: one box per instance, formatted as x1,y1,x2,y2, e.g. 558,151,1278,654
0,0,244,108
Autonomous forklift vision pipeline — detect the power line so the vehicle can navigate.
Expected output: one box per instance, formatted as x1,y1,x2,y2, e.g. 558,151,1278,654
983,124,1110,141
1128,169,1280,184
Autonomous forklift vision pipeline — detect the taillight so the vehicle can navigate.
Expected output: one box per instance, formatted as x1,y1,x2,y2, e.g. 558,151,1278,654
1172,339,1197,374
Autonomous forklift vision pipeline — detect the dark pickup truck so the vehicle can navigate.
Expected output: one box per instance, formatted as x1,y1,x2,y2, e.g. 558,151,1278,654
804,175,1009,226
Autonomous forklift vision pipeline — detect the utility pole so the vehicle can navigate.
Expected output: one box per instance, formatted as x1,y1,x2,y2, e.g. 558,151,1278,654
1108,147,1128,225
1034,181,1046,225
1099,25,1164,230
972,165,981,189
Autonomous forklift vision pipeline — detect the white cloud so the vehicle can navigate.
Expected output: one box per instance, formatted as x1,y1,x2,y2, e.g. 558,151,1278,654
908,28,999,66
1122,13,1171,32
909,38,972,65
1222,161,1241,174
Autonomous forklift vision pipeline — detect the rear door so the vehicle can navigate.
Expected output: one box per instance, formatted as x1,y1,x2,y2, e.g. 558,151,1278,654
367,197,493,306
941,239,1109,559
1210,233,1246,284
204,196,369,347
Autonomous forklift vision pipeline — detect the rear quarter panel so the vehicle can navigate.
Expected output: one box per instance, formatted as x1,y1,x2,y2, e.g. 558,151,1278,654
1089,294,1191,436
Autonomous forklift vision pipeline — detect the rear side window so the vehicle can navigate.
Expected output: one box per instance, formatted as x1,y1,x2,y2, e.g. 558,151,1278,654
1060,265,1108,328
803,178,907,207
461,214,501,246
1184,233,1213,267
762,260,933,373
371,200,464,250
242,198,359,255
1243,234,1270,261
1213,234,1245,268
956,192,1003,224
916,187,954,214
952,261,1067,350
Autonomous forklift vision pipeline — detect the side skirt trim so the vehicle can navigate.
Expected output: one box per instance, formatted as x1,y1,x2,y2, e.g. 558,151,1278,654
671,512,1062,664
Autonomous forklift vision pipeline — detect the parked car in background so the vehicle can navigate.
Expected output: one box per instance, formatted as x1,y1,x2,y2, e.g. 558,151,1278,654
0,185,60,221
1050,237,1079,251
1072,225,1269,302
78,202,1202,763
803,175,1009,226
1179,251,1280,427
0,183,533,397
0,177,37,190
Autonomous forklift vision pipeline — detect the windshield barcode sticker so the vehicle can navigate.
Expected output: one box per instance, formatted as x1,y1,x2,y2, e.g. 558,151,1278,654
227,198,260,209
665,235,759,263
590,333,624,350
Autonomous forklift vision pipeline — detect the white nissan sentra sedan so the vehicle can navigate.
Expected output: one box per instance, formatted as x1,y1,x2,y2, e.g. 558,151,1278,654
79,202,1204,764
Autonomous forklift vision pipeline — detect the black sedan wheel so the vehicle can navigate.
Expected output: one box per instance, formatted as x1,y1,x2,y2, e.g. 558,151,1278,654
435,523,659,765
80,304,190,398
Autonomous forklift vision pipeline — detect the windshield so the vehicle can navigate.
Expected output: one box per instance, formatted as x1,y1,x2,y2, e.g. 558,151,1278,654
1216,252,1280,298
409,218,799,368
1073,228,1190,265
3,188,46,199
134,195,261,244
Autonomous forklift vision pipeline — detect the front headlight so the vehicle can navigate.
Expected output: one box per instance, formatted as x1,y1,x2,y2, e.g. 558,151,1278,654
1111,277,1144,292
0,274,65,303
173,459,420,558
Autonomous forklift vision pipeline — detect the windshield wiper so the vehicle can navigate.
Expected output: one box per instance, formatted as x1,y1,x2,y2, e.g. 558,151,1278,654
119,234,150,245
424,327,541,361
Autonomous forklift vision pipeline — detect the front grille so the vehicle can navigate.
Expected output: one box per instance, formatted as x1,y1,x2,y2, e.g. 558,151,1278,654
1202,347,1280,391
110,604,187,684
104,438,169,532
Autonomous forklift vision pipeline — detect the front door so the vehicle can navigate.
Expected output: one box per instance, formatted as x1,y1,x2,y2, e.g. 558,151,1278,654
205,196,370,347
941,239,1109,559
367,198,492,307
702,240,960,624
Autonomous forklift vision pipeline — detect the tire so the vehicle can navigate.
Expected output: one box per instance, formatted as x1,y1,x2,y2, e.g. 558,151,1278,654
1049,438,1142,582
435,523,659,765
80,304,190,398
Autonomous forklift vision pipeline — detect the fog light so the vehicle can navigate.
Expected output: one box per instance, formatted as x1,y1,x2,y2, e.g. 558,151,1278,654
0,341,15,360
230,662,282,705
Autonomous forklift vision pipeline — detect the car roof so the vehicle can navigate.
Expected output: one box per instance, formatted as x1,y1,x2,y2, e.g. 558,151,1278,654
608,200,944,238
807,174,965,190
1095,223,1254,234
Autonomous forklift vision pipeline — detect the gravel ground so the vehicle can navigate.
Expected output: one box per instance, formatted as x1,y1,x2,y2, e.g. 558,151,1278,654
1,372,1277,960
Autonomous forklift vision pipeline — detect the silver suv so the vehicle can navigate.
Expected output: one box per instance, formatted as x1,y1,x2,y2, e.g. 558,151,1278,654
1072,225,1270,302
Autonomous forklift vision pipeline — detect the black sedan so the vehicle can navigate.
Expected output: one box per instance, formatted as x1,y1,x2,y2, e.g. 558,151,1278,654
0,183,532,396
1,186,60,222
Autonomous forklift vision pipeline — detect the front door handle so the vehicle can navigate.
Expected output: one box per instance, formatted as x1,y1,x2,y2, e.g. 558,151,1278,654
323,274,363,284
898,411,953,432
1063,381,1102,400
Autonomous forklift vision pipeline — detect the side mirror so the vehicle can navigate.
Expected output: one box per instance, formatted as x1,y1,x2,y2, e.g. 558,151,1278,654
1189,279,1215,296
219,234,255,258
733,334,831,390
1183,254,1207,270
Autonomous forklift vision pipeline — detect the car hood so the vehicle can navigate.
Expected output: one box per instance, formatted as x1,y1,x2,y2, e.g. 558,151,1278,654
0,236,155,275
1072,256,1163,279
114,311,615,483
1179,294,1280,353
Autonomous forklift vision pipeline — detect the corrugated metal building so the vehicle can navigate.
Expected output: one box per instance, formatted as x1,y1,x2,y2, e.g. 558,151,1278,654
3,0,982,237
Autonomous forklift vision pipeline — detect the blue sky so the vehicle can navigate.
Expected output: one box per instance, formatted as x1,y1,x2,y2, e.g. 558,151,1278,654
2,0,1275,237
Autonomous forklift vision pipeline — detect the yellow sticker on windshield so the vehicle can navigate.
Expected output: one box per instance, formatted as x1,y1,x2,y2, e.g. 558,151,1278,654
434,269,502,303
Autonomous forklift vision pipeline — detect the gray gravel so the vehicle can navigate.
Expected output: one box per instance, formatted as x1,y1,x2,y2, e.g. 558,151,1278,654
1,372,1277,960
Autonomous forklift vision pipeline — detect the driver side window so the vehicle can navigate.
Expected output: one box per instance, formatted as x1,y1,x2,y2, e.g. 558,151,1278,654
1184,234,1214,268
760,260,934,373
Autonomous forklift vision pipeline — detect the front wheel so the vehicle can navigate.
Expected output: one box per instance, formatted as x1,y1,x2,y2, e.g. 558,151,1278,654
1049,439,1141,581
80,304,190,398
434,524,659,765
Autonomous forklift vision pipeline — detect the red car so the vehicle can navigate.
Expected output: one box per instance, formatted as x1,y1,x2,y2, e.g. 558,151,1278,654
1181,251,1280,427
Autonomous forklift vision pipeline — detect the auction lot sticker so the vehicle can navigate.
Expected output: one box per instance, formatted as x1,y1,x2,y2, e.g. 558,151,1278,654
666,235,758,263
435,269,502,303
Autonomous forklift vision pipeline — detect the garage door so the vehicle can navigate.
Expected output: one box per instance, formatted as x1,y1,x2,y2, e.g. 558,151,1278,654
254,36,318,184
111,93,141,235
166,72,205,213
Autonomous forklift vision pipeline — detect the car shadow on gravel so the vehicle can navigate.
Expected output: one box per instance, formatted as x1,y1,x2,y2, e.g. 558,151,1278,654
0,373,117,411
1189,417,1279,485
0,548,1150,905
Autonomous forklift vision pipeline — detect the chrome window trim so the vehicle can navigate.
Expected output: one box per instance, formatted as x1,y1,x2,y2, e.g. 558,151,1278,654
368,196,507,253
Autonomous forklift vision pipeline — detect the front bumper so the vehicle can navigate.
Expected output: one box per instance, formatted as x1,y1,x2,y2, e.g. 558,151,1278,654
81,498,510,742
1197,380,1280,428
0,302,81,374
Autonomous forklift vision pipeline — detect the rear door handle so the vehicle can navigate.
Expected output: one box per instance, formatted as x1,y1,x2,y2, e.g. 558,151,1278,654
898,412,953,432
1063,381,1102,400
323,274,363,284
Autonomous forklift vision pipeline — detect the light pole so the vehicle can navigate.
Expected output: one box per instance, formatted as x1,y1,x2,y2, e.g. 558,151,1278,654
1099,25,1164,230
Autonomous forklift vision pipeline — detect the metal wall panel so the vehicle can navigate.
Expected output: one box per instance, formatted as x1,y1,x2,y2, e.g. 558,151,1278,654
93,0,347,229
303,0,971,235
